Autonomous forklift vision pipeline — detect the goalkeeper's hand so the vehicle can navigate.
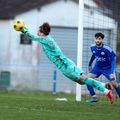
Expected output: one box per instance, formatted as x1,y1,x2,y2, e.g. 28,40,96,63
21,27,28,33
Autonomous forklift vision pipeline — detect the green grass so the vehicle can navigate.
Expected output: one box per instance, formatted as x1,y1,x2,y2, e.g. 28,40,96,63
0,91,119,120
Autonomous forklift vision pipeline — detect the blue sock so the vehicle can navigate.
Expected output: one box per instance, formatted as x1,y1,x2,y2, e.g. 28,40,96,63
87,85,96,96
115,85,120,97
83,78,105,93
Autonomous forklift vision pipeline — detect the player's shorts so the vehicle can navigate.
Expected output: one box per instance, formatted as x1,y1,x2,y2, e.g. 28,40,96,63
90,65,116,81
60,58,83,81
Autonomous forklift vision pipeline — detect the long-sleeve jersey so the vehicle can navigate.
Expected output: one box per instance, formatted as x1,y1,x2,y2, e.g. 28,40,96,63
22,28,83,81
24,30,68,68
89,44,116,73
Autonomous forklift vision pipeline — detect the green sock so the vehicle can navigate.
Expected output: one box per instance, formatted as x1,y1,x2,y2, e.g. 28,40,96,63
83,78,105,93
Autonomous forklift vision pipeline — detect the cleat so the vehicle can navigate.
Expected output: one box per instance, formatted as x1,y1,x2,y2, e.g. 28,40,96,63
86,97,98,103
106,90,114,104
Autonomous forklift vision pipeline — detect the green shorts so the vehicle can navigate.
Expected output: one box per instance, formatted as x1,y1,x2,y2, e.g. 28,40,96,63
60,59,83,81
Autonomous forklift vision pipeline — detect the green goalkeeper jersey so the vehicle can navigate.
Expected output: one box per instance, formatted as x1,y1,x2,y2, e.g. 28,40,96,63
23,29,83,81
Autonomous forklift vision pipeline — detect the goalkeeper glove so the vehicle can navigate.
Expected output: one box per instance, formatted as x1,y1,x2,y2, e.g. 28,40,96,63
21,27,28,33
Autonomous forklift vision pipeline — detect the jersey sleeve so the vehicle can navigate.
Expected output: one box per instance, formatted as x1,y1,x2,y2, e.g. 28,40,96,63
22,27,47,44
88,54,95,66
111,58,116,73
88,47,95,66
106,46,116,73
110,51,116,73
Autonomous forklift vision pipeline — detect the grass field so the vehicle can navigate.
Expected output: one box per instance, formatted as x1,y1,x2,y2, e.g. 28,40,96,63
0,91,119,120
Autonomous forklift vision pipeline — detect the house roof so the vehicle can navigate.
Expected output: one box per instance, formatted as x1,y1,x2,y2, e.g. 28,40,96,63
0,0,59,19
0,0,117,21
0,0,106,20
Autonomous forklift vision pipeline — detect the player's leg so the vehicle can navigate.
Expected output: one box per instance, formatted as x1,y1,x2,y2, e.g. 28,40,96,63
105,82,113,90
111,81,120,97
60,60,114,104
102,69,120,97
86,73,98,103
61,61,105,93
75,75,114,104
86,66,101,103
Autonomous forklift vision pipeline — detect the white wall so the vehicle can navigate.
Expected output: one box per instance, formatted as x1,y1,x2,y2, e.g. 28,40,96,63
0,0,118,90
0,20,12,64
15,0,79,28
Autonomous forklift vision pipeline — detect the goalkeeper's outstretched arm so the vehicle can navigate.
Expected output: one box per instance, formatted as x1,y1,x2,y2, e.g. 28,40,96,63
13,19,47,44
21,27,46,44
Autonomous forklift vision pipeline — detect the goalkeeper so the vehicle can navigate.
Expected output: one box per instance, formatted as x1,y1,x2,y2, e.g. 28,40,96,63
14,21,114,104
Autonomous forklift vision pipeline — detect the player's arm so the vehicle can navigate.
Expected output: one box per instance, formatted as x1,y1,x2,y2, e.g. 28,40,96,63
13,19,47,44
88,54,95,70
88,46,96,71
104,45,116,74
109,52,116,79
89,54,95,66
110,51,116,74
106,46,116,74
21,27,47,44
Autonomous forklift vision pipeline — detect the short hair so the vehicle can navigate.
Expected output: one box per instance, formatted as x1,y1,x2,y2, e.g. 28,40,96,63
95,32,104,39
39,22,51,35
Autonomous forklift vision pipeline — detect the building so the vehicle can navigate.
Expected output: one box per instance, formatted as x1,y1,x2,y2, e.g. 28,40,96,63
0,0,117,93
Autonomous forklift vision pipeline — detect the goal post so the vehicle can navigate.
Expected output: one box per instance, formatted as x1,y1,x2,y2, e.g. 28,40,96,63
76,0,84,101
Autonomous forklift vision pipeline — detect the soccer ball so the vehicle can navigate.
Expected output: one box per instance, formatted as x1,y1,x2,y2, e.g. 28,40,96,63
13,19,24,31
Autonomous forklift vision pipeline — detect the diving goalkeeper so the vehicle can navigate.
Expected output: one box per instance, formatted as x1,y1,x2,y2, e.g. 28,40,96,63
13,21,114,104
